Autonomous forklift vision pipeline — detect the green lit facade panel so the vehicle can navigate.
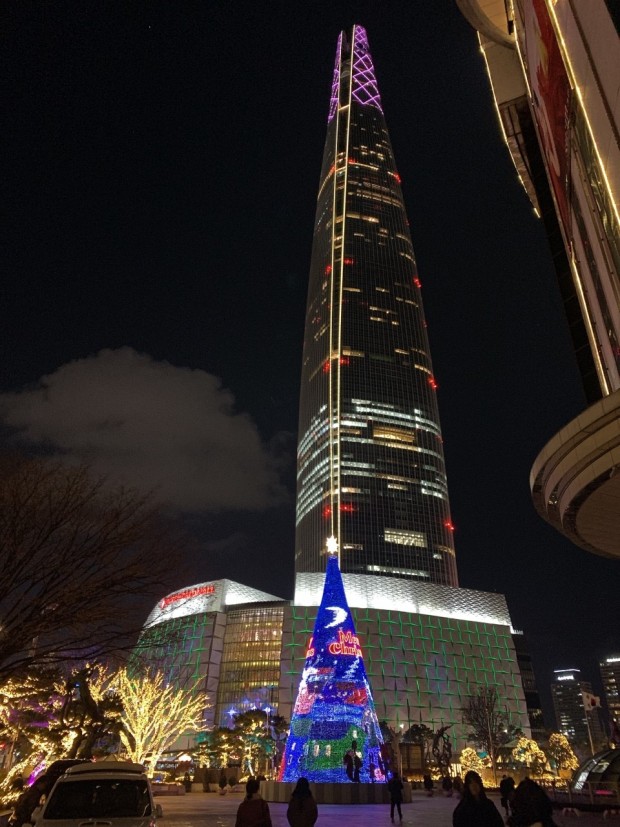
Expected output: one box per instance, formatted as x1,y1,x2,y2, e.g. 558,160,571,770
133,610,227,729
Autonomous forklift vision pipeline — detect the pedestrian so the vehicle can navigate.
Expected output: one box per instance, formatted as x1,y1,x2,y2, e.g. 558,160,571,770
388,772,404,823
442,775,454,796
343,749,354,781
286,777,318,827
353,753,362,782
9,777,54,827
499,775,516,819
452,775,464,797
507,778,556,827
423,774,434,796
452,770,503,827
235,778,272,827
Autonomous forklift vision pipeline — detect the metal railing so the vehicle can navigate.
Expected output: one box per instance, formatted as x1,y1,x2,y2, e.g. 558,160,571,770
540,779,620,811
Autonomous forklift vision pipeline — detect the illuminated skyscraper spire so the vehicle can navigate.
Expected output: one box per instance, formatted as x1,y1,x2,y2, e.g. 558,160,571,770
296,26,458,586
279,547,384,783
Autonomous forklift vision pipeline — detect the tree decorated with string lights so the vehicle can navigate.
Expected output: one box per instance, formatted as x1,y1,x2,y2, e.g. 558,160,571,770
196,726,244,769
547,732,579,776
0,663,124,803
0,670,64,804
459,747,490,774
511,737,548,776
117,668,207,775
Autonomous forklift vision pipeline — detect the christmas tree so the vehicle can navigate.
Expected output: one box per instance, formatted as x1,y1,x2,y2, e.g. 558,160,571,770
279,544,385,782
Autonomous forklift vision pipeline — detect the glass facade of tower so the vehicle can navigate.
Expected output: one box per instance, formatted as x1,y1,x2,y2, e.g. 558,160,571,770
296,26,457,586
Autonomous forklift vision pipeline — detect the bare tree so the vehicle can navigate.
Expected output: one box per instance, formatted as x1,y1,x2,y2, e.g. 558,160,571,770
462,687,508,784
0,455,184,681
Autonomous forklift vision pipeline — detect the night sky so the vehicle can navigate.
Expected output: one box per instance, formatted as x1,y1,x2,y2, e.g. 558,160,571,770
4,1,619,725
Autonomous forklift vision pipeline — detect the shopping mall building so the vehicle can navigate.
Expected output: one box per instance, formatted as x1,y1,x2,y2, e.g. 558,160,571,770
136,574,530,756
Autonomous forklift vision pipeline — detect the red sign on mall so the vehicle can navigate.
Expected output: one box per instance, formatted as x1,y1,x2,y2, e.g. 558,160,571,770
159,584,215,609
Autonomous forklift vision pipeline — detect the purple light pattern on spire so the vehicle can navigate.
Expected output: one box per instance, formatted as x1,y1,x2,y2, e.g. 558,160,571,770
351,25,383,114
327,32,343,123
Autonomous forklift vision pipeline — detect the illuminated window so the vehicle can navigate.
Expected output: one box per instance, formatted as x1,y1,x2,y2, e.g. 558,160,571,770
384,529,426,547
367,564,430,578
373,425,415,444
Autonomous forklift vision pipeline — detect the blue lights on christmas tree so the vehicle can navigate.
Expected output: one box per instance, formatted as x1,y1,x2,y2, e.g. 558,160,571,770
279,547,385,783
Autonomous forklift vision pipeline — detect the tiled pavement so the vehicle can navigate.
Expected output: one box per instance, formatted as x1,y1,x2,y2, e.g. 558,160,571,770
158,789,613,827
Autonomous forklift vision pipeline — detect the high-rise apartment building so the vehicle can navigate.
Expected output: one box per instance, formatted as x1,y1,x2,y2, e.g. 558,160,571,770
295,25,457,586
456,1,620,560
600,654,620,721
550,668,606,755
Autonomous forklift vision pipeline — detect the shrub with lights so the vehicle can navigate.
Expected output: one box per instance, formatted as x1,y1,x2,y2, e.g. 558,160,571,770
279,548,385,783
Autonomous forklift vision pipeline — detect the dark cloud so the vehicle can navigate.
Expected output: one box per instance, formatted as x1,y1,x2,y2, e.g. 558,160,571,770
0,347,286,512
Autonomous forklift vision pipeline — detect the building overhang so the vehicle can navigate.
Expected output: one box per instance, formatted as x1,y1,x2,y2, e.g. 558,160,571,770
530,388,620,559
455,0,514,47
294,571,514,628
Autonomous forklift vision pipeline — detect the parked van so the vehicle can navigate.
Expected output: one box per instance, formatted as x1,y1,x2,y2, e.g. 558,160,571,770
30,762,162,827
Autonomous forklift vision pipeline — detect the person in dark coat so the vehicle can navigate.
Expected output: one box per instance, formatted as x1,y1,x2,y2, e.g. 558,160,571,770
423,774,434,796
343,749,354,781
442,775,454,796
235,779,272,827
286,777,318,827
9,777,53,827
507,778,556,827
452,771,504,827
499,775,516,818
388,772,404,822
353,753,362,783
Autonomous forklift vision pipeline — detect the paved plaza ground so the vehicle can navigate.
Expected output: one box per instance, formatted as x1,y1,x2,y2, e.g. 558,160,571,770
158,789,614,827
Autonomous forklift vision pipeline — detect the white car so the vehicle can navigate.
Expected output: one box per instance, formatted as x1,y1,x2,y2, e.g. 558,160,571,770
30,762,162,827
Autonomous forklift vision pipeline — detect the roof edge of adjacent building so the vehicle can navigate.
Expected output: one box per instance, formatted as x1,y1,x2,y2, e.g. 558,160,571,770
530,387,620,560
294,571,514,629
455,0,515,47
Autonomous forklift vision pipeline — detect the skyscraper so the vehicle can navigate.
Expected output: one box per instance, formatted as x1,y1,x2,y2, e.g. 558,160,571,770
135,26,531,752
296,25,457,586
550,668,606,755
600,655,620,722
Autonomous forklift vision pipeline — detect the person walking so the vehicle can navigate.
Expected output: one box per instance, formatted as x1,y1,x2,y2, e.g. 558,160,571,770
388,772,404,822
286,777,318,827
442,775,454,796
452,775,464,798
235,779,272,827
452,771,504,827
353,753,362,783
507,778,556,827
423,774,434,796
499,775,516,819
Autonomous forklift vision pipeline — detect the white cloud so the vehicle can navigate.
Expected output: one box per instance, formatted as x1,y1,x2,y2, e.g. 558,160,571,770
0,348,287,512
